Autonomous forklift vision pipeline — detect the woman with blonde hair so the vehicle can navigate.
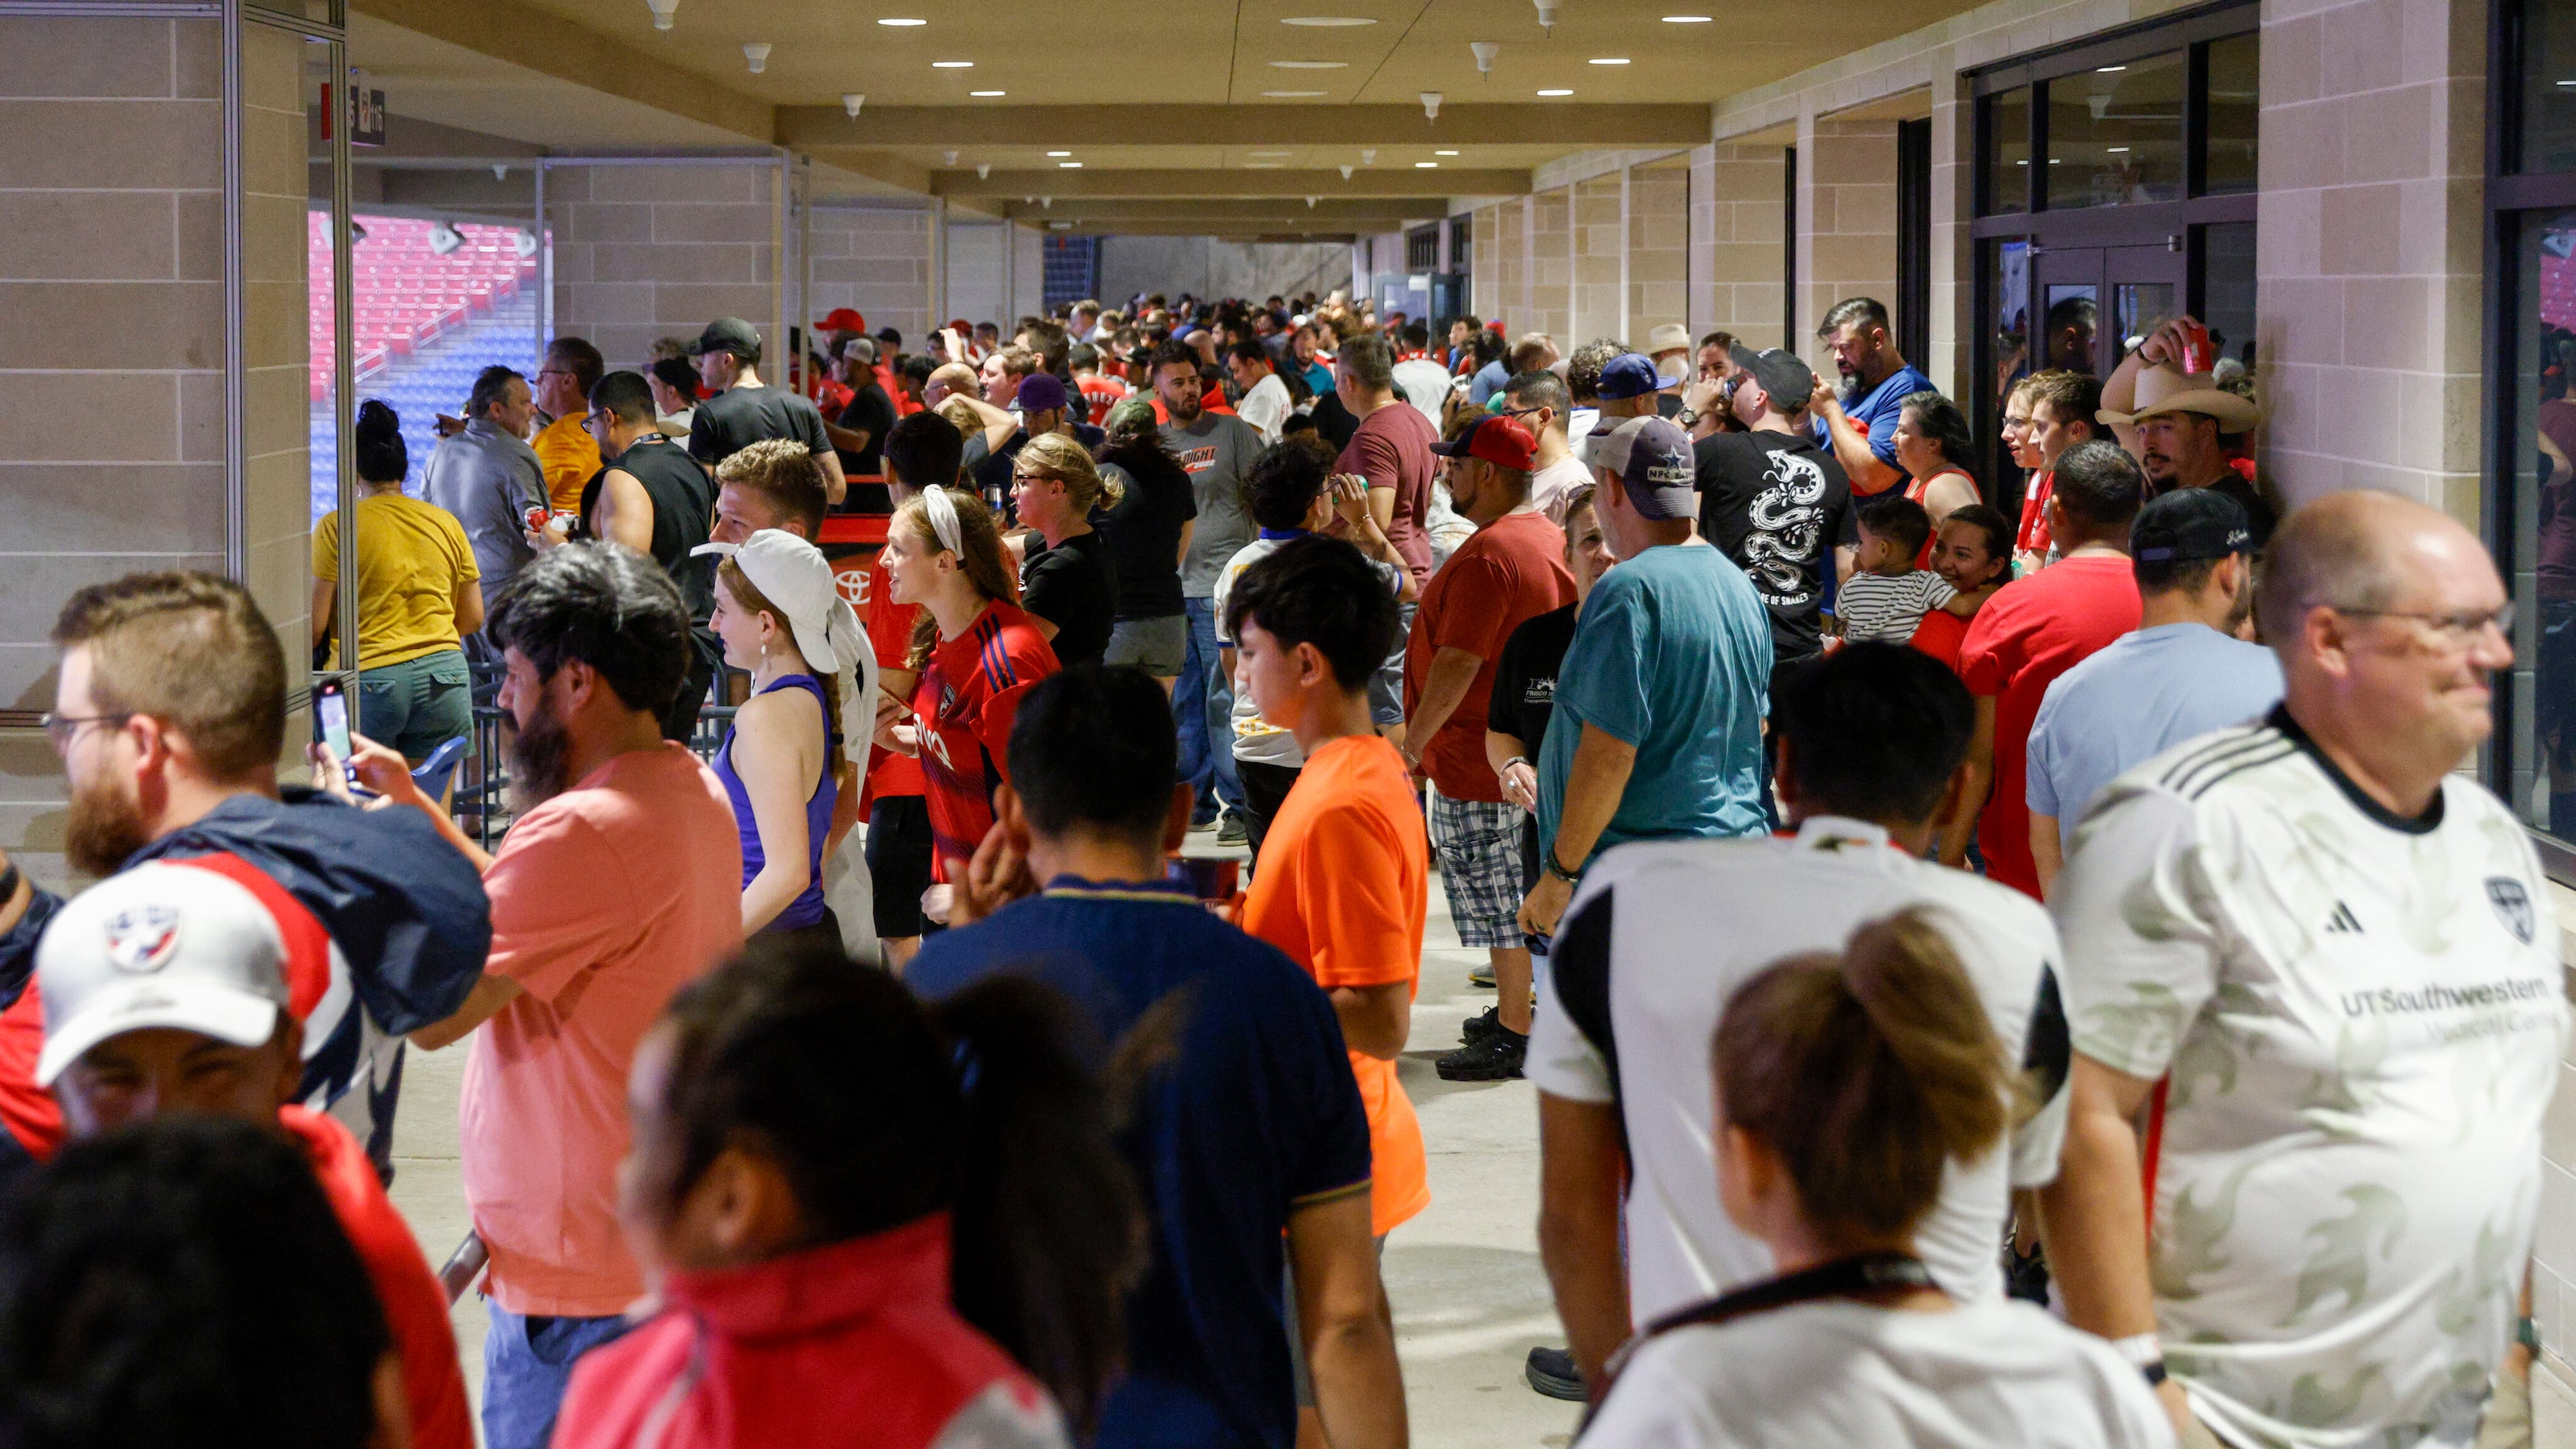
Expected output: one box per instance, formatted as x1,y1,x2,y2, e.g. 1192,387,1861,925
1011,431,1124,668
1581,910,2173,1448
875,485,1061,906
701,529,877,941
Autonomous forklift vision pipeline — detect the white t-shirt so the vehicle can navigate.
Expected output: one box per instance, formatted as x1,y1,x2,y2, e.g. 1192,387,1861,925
1213,533,1403,769
1582,1295,2176,1449
1526,817,2071,1323
1528,454,1593,526
1833,569,1955,643
1392,357,1456,427
1237,371,1292,444
2053,711,2567,1449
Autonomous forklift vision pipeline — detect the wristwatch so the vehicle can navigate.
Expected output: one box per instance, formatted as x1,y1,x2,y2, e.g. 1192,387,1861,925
1676,407,1699,427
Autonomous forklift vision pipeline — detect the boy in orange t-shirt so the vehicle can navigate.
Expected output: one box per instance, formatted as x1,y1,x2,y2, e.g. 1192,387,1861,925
1230,534,1430,1238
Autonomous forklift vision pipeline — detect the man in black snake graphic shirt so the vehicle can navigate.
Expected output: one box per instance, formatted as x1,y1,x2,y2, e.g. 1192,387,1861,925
1696,346,1851,678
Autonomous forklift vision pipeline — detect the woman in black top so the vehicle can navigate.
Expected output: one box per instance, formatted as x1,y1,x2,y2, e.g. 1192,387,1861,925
1011,431,1122,668
1092,396,1197,686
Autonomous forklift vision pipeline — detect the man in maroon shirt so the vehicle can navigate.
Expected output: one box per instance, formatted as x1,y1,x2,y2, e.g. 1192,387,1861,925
1401,417,1576,1079
1332,331,1440,741
1951,440,2144,897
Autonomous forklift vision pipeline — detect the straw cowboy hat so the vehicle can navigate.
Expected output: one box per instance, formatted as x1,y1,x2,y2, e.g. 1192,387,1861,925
2097,361,2261,431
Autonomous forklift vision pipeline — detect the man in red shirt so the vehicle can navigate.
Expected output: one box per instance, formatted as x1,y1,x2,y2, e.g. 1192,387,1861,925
35,862,474,1449
1332,331,1440,738
1953,440,2144,898
2013,370,2103,571
1401,416,1576,1079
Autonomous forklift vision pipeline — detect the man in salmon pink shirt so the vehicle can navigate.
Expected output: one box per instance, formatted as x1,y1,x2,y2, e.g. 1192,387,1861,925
387,545,744,1449
1953,441,2143,899
1402,416,1576,1082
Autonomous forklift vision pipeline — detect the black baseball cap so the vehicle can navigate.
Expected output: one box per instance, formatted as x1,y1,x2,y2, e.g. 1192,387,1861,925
2130,486,2253,565
687,317,762,359
1727,344,1818,411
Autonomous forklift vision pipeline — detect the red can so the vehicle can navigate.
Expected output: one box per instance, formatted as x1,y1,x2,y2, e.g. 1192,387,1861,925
525,505,552,533
2180,320,2214,376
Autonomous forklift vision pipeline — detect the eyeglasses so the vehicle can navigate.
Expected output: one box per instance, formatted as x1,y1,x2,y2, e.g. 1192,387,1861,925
534,367,575,381
1012,469,1060,485
39,711,132,752
2331,603,2514,648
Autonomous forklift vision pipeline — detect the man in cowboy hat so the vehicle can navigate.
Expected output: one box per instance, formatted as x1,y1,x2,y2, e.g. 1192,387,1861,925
1646,323,1695,416
2097,318,2275,545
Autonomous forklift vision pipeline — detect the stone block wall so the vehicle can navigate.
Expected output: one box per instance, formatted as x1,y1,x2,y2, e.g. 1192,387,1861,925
1629,164,1690,340
807,203,930,350
1798,117,1900,381
546,161,779,373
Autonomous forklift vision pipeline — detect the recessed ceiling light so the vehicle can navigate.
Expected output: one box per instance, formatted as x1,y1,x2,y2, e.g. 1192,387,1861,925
1261,90,1329,96
1662,13,1712,19
1434,148,1458,156
1271,59,1349,68
1588,56,1629,64
1415,160,1438,168
876,15,927,24
1250,150,1292,157
2095,64,2125,72
1046,150,1072,157
971,90,1004,96
1536,87,1573,96
2105,145,2129,153
1059,161,1082,168
1245,163,1285,169
1282,15,1376,24
931,59,973,67
2560,79,2576,86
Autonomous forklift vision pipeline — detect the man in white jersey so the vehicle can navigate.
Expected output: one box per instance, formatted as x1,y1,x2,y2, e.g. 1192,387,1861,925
2044,491,2562,1449
1526,642,2071,1398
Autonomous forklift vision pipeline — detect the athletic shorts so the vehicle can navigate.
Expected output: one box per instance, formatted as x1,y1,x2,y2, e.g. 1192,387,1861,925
865,795,934,940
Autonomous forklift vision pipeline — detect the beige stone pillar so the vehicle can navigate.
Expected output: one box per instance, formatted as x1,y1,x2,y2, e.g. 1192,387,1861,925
1799,116,1900,377
1696,142,1789,352
1629,162,1689,340
1529,187,1572,344
1572,173,1623,345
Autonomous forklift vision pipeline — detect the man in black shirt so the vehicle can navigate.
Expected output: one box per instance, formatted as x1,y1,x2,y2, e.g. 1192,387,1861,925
1695,346,1852,669
684,316,848,506
575,370,721,740
824,337,896,505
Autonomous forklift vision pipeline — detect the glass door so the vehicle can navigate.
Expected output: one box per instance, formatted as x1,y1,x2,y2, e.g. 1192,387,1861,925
2033,246,2103,377
2105,244,2187,372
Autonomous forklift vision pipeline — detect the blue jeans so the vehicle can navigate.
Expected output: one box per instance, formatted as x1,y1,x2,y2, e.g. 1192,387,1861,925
1175,596,1245,816
482,1301,630,1449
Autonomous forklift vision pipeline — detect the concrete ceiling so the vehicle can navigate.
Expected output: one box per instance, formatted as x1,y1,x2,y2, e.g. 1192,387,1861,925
345,0,1992,220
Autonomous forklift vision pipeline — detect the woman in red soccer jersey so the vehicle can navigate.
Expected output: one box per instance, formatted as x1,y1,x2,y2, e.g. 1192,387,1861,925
874,485,1061,907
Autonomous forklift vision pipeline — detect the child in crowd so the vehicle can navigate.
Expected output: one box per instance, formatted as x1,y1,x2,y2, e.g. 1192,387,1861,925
1909,503,2017,674
554,941,1141,1449
1831,496,1977,646
1577,910,2173,1448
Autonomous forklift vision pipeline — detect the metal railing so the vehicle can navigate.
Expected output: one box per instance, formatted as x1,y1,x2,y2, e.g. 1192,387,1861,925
454,658,739,848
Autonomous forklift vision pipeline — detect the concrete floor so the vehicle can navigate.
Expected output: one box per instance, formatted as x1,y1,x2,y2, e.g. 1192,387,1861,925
384,840,1582,1447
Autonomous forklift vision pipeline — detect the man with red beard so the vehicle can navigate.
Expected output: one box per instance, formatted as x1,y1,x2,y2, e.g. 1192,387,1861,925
353,542,742,1449
0,572,488,1183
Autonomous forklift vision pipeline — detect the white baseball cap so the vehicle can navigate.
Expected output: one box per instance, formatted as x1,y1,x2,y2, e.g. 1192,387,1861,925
35,863,291,1087
692,529,867,674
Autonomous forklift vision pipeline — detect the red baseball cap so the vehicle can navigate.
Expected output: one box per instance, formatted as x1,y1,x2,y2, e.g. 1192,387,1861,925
1430,414,1538,471
814,308,867,332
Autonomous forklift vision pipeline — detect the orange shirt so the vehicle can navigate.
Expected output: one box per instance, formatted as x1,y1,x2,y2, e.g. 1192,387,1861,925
1237,735,1430,1236
532,413,602,514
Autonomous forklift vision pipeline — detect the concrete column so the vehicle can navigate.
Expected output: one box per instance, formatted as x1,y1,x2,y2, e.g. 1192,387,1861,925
1528,188,1571,344
1572,173,1622,344
1629,162,1689,341
1800,116,1900,380
1927,66,1971,401
547,161,780,371
1471,204,1501,322
2254,0,2486,515
1696,143,1788,351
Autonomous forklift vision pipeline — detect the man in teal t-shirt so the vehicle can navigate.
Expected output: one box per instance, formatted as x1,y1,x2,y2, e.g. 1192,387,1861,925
1521,414,1774,938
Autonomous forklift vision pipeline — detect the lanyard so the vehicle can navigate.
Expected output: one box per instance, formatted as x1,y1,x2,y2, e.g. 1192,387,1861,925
1584,1252,1936,1424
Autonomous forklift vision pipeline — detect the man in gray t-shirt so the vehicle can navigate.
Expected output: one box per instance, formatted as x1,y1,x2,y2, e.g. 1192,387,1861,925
1154,344,1263,834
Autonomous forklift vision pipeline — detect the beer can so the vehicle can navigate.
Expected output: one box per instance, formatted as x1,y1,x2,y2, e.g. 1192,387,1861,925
2181,321,2214,376
524,505,551,533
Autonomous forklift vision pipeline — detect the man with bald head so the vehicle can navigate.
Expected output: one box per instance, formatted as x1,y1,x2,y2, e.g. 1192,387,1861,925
2041,491,2557,1449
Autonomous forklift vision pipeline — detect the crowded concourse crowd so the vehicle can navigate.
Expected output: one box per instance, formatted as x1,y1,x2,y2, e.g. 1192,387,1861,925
0,280,2554,1449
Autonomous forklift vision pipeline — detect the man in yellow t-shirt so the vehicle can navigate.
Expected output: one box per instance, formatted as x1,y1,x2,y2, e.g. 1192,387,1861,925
531,337,604,512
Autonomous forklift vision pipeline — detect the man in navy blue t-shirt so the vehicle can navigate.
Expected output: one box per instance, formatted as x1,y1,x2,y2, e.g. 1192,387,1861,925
909,667,1406,1449
1808,296,1933,500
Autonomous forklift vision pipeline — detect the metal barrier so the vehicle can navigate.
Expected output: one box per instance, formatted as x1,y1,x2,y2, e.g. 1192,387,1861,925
451,657,739,846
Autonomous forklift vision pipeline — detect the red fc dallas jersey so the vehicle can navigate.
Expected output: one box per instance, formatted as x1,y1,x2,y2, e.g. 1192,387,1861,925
910,602,1058,881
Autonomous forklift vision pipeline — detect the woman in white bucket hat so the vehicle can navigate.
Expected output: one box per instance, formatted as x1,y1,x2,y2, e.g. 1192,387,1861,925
695,529,879,940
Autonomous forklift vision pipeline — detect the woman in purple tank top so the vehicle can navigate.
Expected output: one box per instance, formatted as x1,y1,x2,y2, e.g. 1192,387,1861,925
701,530,875,942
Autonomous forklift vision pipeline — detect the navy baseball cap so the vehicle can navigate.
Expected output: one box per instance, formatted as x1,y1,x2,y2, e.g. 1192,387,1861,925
1596,353,1662,401
1580,415,1698,520
2130,486,2253,566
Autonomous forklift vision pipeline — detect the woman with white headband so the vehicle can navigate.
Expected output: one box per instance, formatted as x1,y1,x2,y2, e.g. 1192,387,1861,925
700,529,877,941
876,484,1061,907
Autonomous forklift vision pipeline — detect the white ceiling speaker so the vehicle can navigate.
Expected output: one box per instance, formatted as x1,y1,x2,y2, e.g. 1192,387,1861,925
1339,164,1355,178
644,0,677,29
842,93,865,119
943,149,959,166
492,164,508,181
1042,197,1053,208
513,228,538,258
1534,0,1559,33
1420,90,1443,120
427,221,464,256
742,42,771,73
976,163,991,179
1359,147,1376,164
1471,41,1501,76
1306,196,1318,207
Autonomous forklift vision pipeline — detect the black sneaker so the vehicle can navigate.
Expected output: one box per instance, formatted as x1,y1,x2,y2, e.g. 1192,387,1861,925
1215,812,1247,846
1524,1346,1584,1401
1460,1005,1503,1043
1436,1028,1526,1080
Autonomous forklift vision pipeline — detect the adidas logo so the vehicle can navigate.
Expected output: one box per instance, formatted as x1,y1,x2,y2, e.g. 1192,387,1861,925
2324,900,2364,934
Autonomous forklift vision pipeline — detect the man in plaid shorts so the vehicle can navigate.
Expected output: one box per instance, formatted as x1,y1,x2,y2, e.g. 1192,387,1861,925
1400,415,1578,1079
